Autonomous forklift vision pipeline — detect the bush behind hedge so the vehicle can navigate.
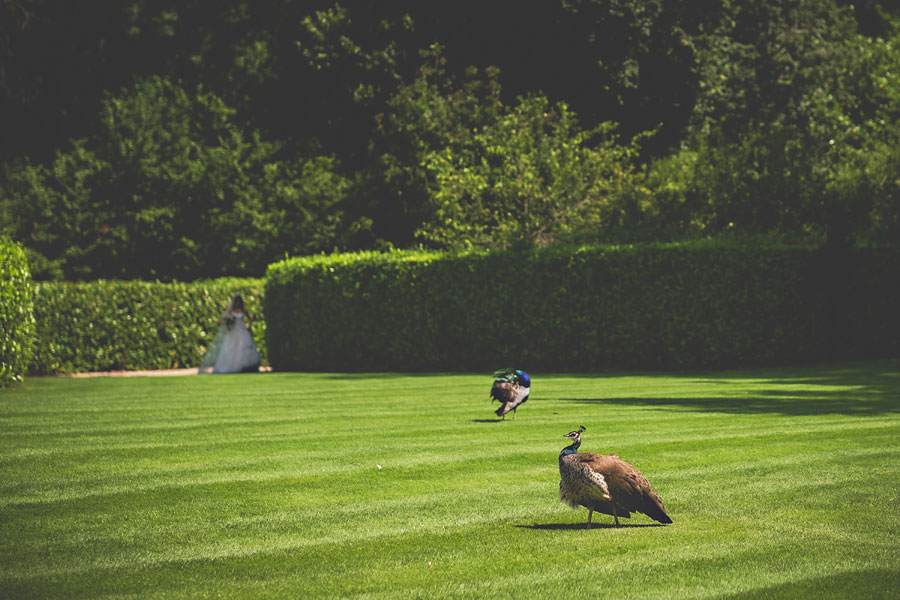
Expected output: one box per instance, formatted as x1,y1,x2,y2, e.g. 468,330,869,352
30,279,266,374
0,239,36,387
264,242,899,371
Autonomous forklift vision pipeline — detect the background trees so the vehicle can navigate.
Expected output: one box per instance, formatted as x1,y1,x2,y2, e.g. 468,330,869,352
2,76,351,279
1,0,898,279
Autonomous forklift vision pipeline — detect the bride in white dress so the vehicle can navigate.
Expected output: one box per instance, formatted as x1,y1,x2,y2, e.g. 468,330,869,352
198,294,261,374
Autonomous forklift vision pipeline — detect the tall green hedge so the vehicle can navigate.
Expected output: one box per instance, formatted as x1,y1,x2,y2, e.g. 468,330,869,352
29,279,266,374
264,242,900,371
0,239,36,387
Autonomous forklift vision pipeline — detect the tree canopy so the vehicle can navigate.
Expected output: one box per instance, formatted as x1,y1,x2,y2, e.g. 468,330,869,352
2,0,898,279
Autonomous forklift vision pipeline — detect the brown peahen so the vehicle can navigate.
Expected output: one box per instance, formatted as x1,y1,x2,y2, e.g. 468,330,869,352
490,368,531,420
558,426,672,527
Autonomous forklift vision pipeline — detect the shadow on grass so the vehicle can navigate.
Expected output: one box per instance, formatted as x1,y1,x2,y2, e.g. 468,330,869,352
561,393,899,416
515,522,666,530
470,419,504,423
722,567,897,599
559,361,900,416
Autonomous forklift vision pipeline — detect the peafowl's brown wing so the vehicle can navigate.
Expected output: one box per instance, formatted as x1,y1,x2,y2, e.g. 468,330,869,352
491,381,528,417
559,452,628,518
490,381,516,403
586,454,672,524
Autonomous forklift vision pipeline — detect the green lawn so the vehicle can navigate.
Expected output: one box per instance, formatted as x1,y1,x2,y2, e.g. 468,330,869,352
2,361,899,599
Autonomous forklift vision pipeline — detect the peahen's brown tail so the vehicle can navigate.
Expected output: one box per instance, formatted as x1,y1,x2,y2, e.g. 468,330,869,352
643,493,673,524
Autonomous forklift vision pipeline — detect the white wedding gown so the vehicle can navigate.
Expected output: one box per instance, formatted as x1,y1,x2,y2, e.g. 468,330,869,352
198,312,261,374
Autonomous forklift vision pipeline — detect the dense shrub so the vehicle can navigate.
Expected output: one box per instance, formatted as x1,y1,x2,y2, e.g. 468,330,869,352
264,242,899,371
2,76,352,281
29,279,266,374
0,239,36,387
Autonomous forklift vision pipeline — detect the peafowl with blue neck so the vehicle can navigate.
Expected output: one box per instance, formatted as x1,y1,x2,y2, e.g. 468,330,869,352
490,368,531,420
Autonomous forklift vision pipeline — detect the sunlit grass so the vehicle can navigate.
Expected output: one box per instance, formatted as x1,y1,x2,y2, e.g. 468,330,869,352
1,361,898,598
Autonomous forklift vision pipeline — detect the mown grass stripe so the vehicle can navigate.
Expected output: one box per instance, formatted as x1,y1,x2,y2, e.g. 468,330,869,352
1,361,898,599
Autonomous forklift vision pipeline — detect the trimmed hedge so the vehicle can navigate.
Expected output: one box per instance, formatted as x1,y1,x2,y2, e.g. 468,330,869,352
264,242,900,371
29,279,266,374
0,239,36,387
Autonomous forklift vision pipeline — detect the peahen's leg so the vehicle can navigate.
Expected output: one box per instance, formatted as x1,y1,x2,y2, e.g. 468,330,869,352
587,509,593,529
613,504,620,527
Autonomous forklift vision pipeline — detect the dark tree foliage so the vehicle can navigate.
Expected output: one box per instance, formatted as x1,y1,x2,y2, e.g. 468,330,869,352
1,0,898,279
2,76,352,280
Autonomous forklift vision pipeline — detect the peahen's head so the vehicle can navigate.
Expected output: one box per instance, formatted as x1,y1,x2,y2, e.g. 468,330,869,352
561,425,586,454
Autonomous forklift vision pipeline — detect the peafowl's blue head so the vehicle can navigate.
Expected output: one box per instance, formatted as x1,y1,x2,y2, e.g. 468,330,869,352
515,370,531,388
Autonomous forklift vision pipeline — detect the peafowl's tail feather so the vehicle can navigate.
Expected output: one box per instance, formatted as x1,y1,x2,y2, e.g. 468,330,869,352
492,368,518,382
